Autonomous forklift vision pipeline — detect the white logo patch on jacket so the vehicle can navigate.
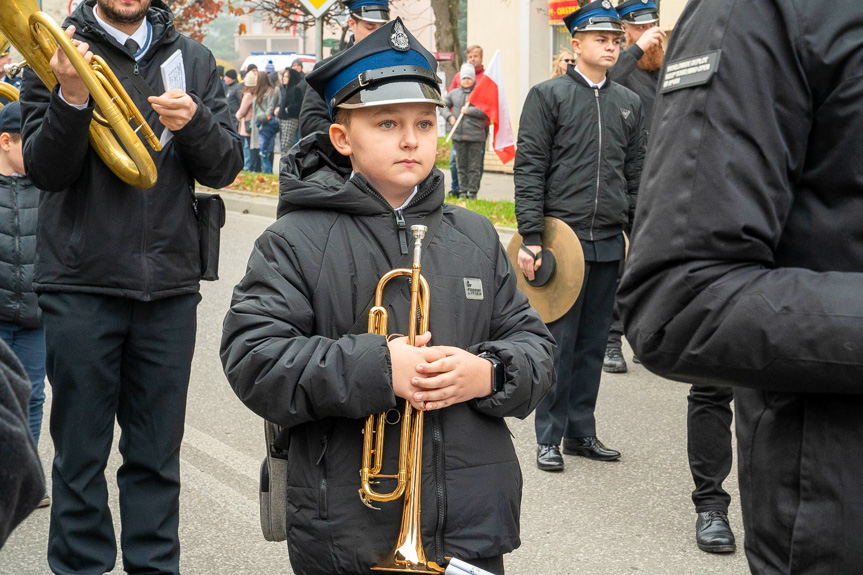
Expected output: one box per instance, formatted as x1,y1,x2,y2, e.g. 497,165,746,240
621,108,631,120
463,278,484,300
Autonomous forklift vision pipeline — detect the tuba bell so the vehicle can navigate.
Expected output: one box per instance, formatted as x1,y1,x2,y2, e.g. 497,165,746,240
360,224,443,574
0,1,161,188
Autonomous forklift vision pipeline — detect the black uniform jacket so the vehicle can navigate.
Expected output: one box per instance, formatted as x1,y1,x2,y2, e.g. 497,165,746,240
298,56,336,138
513,67,645,246
221,134,555,574
607,44,660,131
0,176,40,328
618,1,863,573
20,0,242,300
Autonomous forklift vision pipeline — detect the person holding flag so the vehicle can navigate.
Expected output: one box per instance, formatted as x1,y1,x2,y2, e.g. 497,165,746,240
442,64,489,199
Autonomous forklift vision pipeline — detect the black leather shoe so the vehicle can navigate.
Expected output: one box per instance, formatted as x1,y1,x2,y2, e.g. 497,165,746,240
696,510,736,553
536,444,564,472
562,436,621,461
603,347,628,373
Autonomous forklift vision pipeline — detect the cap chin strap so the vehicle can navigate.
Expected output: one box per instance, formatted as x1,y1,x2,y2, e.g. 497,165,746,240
330,65,440,109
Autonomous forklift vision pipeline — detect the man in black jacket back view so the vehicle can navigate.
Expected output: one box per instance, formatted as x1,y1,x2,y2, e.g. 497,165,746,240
619,1,863,572
514,0,644,473
19,1,242,573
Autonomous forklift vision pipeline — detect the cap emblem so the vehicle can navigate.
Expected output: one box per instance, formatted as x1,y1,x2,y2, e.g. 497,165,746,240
642,0,649,3
390,20,410,51
602,1,612,9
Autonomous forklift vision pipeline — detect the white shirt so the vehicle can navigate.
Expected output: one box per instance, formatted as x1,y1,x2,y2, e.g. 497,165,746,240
350,172,418,211
574,65,607,89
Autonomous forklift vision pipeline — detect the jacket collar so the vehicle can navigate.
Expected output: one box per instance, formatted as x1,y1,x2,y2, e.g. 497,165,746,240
565,65,611,90
70,0,178,57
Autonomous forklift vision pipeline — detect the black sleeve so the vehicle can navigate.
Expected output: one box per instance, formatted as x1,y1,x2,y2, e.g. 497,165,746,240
171,52,243,189
513,86,555,246
623,97,645,225
607,44,644,84
299,83,332,137
470,241,556,419
21,70,94,192
0,339,45,547
619,0,863,393
220,228,398,429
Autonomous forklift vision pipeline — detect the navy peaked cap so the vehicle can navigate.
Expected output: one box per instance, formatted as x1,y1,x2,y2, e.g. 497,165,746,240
306,17,443,119
616,0,659,23
0,101,21,134
563,0,623,36
345,0,390,23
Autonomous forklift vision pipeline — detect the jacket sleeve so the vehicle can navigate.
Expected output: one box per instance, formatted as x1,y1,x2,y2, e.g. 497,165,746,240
608,44,644,84
220,228,399,429
171,53,243,189
20,69,94,192
618,0,863,394
513,86,555,246
470,240,556,419
623,97,645,226
299,83,332,137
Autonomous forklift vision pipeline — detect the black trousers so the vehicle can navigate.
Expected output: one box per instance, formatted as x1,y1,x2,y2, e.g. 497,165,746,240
40,292,200,575
535,260,619,444
687,384,734,512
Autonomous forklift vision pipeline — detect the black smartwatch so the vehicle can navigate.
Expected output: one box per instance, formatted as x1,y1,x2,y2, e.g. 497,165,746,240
478,352,505,396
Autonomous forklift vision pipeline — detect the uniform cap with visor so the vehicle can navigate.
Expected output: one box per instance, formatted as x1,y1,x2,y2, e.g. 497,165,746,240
563,0,623,36
616,0,659,24
305,17,444,119
345,0,390,23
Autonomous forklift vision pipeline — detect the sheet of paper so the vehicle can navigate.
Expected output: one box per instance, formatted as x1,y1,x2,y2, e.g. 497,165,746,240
161,49,186,93
159,49,186,146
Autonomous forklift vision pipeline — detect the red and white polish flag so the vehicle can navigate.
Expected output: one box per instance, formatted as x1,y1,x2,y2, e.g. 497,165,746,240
467,50,516,164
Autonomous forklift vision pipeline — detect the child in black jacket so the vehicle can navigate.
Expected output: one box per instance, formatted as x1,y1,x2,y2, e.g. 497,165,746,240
221,19,554,575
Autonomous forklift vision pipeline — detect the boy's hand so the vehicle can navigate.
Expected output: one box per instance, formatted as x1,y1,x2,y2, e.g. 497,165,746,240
411,346,495,410
148,90,198,131
517,244,542,281
389,332,446,410
51,25,92,107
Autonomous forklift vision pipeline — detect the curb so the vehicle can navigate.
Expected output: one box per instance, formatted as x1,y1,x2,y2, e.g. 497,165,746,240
218,188,517,246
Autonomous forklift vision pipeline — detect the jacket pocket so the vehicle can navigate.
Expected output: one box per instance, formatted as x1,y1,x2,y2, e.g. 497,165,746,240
317,431,331,519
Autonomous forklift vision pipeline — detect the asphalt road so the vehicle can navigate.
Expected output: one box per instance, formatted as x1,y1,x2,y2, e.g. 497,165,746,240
0,209,749,575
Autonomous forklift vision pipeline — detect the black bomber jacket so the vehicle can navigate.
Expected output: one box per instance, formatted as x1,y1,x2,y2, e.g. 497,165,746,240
514,68,645,246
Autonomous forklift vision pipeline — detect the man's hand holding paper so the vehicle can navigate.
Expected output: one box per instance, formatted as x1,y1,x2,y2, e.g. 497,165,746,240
148,90,197,131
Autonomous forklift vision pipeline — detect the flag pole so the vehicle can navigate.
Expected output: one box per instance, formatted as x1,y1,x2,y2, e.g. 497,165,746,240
445,108,468,144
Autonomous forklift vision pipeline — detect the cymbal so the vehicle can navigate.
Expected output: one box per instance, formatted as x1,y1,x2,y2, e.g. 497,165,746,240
506,217,585,324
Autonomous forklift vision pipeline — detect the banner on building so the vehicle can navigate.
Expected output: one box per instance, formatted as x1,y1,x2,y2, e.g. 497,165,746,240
549,0,580,25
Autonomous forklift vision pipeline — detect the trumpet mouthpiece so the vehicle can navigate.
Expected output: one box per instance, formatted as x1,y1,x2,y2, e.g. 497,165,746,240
411,225,427,241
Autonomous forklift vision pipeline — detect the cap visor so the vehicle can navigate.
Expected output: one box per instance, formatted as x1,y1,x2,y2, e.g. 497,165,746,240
575,21,624,33
337,81,444,109
624,12,659,23
353,9,390,23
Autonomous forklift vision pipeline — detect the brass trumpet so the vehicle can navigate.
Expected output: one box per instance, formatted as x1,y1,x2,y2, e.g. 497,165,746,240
0,1,161,188
360,224,443,574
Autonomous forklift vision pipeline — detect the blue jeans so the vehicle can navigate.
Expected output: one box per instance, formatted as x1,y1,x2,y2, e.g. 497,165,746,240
242,136,261,172
0,322,47,446
449,148,459,193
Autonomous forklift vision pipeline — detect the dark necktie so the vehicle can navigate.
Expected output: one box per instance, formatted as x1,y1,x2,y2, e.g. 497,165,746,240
124,38,140,57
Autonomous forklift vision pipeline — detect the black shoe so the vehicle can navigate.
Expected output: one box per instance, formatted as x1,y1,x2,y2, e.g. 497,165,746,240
562,436,621,461
449,189,462,198
37,494,50,509
465,192,477,200
696,510,736,553
603,347,628,373
632,355,641,364
536,444,564,472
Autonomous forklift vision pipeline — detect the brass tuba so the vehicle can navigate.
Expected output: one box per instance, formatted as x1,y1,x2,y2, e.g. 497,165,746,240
360,224,443,574
0,1,161,188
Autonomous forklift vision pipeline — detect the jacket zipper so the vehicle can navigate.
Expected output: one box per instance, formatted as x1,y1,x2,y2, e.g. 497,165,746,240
12,180,21,324
590,88,602,241
431,411,446,565
317,432,330,519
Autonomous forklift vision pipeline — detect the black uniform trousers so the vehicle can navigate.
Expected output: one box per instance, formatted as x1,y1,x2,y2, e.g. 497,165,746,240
687,384,734,513
535,255,620,444
40,292,200,575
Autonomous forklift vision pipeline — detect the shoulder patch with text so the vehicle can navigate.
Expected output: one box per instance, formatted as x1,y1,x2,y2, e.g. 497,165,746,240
463,278,484,300
660,50,721,94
